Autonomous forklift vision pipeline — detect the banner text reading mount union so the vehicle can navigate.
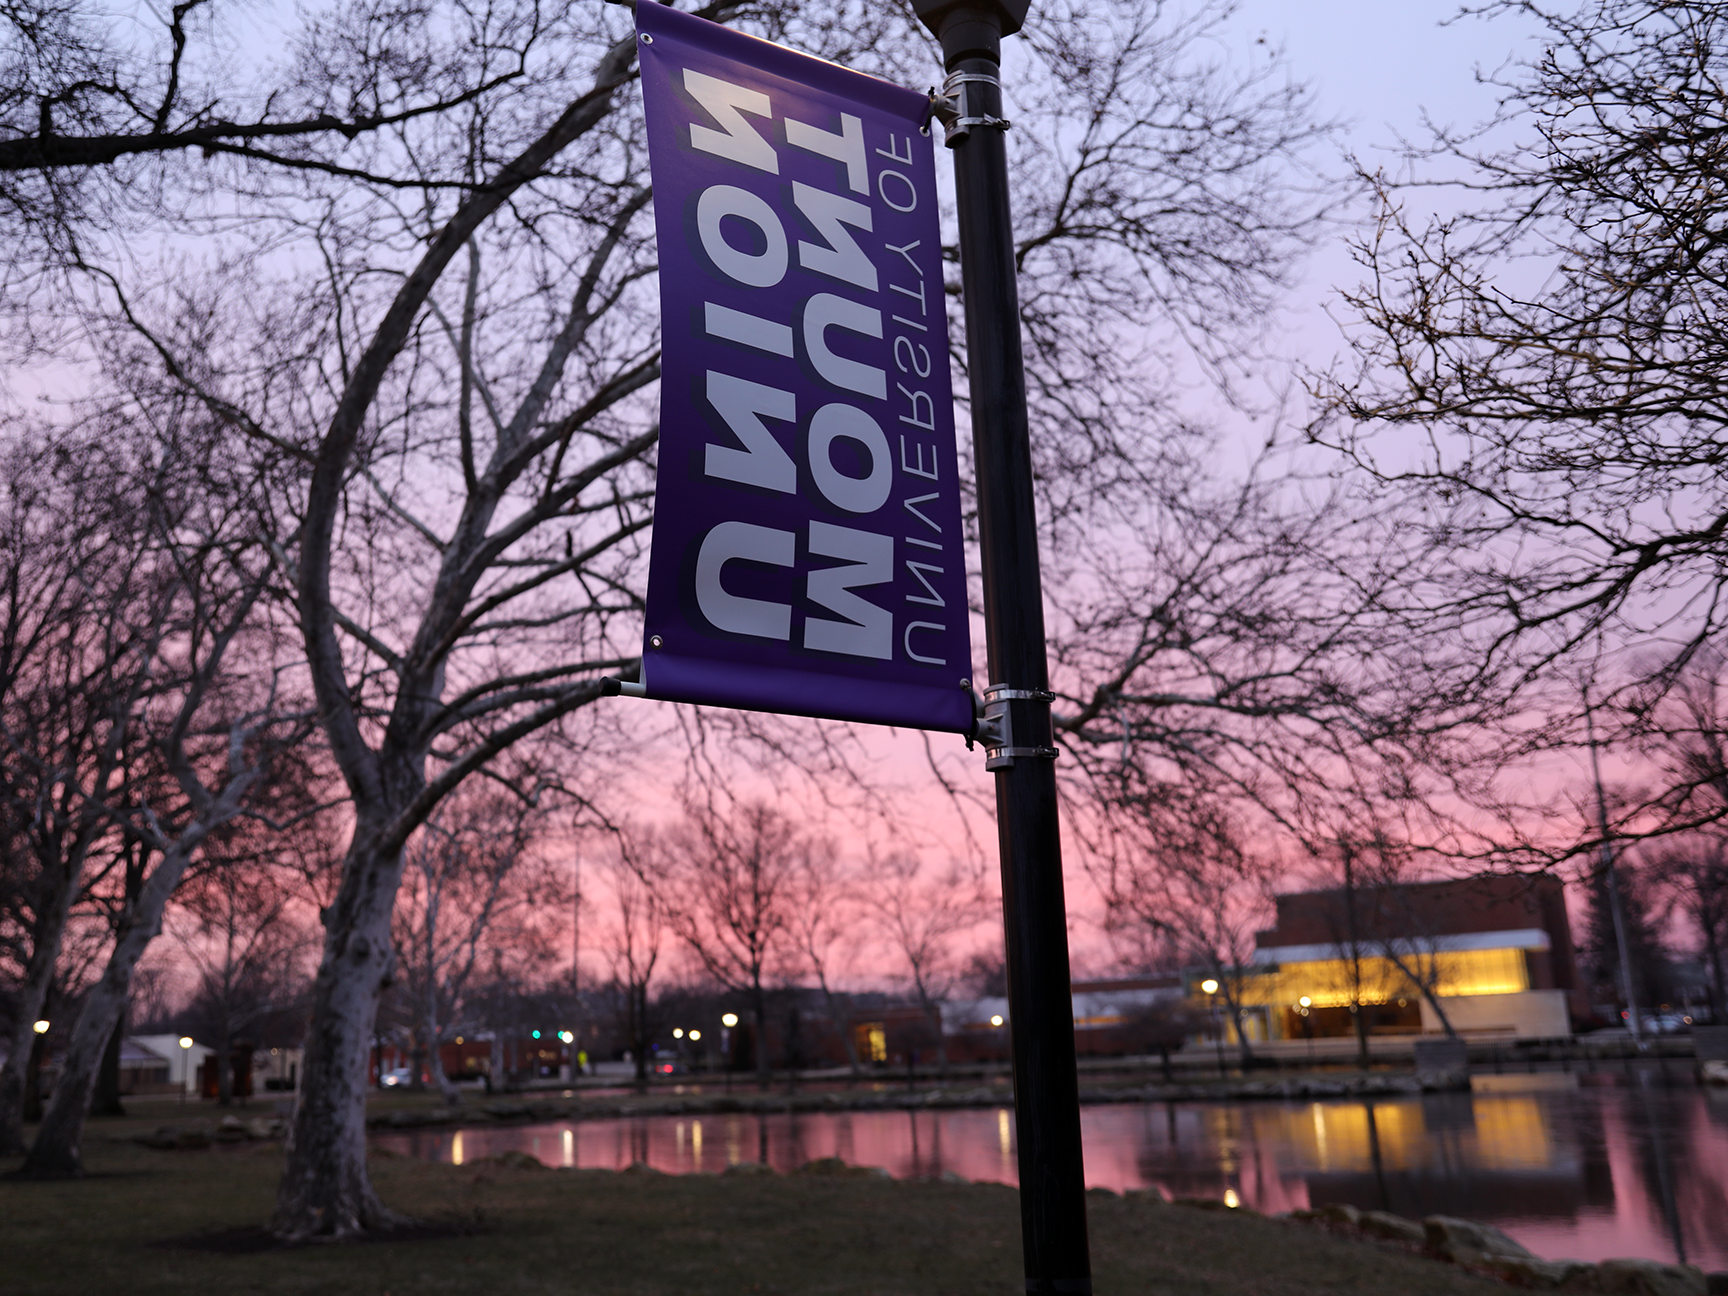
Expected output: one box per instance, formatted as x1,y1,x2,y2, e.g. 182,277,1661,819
636,5,972,733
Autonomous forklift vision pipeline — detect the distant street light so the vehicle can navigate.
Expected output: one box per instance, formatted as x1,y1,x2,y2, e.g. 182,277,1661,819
1199,979,1219,996
33,1019,49,1034
721,1013,738,1028
672,1027,684,1039
990,1015,1005,1028
688,1029,701,1042
179,1036,194,1104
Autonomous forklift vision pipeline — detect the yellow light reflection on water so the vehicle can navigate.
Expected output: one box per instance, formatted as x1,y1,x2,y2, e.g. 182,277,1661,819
693,1120,703,1169
1471,1097,1550,1169
563,1127,574,1168
1224,1189,1240,1209
452,1131,464,1166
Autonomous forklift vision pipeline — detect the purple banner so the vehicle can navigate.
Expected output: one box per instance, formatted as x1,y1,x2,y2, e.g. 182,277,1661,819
636,5,972,733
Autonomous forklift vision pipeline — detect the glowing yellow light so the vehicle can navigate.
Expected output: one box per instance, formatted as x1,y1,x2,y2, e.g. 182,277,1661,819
673,1027,684,1039
688,1029,701,1041
1224,1189,1240,1209
1298,996,1311,1008
559,1030,574,1044
33,1020,49,1034
178,1035,193,1049
721,1013,739,1028
452,1132,464,1166
1200,979,1219,995
990,1014,1005,1027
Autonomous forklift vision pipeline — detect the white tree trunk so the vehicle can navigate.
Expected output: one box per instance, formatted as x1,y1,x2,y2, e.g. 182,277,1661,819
0,847,93,1155
24,833,199,1175
271,829,409,1238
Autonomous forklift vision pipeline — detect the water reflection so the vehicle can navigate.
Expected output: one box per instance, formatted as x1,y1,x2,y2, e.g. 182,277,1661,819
373,1076,1728,1269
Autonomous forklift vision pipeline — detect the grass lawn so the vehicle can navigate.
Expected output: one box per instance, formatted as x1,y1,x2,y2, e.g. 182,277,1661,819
0,1128,1510,1295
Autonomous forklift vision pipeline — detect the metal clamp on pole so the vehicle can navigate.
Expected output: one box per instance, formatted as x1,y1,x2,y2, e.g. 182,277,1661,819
599,676,646,698
926,70,1011,146
979,682,1059,769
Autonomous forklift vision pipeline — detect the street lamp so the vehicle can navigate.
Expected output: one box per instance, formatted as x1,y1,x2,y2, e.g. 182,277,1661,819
720,1013,738,1091
1199,980,1225,1078
179,1036,194,1104
32,1019,49,1034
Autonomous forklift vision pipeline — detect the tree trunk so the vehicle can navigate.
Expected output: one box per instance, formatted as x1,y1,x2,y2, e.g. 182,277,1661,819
631,982,650,1093
23,843,191,1177
1703,919,1725,1022
1386,949,1459,1040
1227,996,1256,1068
90,1013,126,1117
0,868,84,1154
271,830,409,1239
215,1034,234,1107
751,983,770,1090
426,1006,459,1105
20,1031,46,1126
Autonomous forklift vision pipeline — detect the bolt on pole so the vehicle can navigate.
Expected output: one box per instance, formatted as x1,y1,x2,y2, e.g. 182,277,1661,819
909,2,1092,1291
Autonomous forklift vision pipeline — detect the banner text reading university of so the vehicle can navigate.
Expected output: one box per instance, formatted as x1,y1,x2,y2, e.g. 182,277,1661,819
636,4,972,733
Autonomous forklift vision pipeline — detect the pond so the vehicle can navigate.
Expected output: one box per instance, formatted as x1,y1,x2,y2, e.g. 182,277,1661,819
373,1069,1728,1271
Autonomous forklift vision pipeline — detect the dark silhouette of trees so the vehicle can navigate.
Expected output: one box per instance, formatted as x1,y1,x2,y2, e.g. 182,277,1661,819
1647,836,1728,1020
864,852,985,1073
1312,0,1728,818
652,801,804,1089
597,836,670,1093
390,784,557,1104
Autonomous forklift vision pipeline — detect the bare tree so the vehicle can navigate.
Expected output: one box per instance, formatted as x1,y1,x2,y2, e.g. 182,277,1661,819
654,801,804,1088
18,419,296,1177
598,836,669,1093
1310,0,1728,835
1647,836,1728,1022
1095,805,1269,1067
174,852,305,1107
391,783,552,1104
784,835,861,1075
864,852,984,1072
5,0,1340,1231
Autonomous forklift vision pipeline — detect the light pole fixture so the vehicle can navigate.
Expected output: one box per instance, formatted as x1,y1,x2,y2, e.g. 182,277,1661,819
909,3,1087,1291
179,1036,194,1103
32,1019,49,1034
721,1013,738,1029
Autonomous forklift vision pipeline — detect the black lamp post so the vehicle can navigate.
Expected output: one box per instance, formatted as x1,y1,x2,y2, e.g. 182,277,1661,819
907,3,1091,1292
